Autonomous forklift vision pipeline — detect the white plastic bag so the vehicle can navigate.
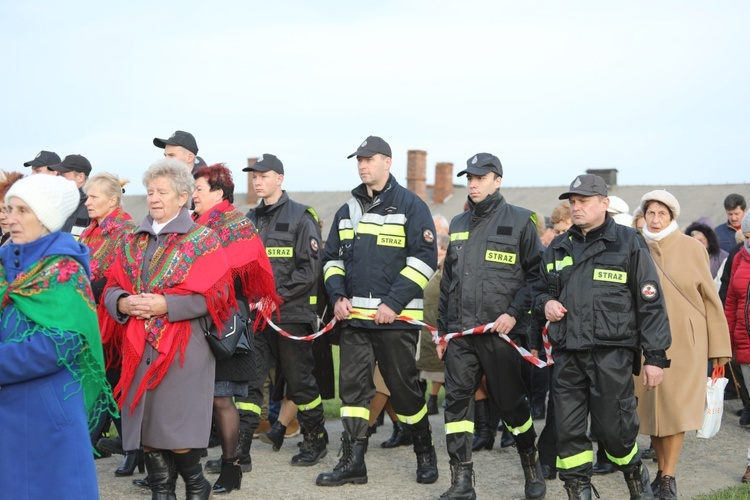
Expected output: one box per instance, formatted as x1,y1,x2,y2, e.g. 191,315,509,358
696,375,728,439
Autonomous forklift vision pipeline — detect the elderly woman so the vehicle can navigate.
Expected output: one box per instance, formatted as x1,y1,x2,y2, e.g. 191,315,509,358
79,173,138,474
101,159,235,500
191,163,278,494
725,212,750,483
0,175,116,499
635,190,731,499
0,171,24,246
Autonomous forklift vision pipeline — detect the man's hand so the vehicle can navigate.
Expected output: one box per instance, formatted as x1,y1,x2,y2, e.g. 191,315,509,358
491,313,516,334
334,297,353,321
531,349,539,358
544,300,567,322
374,303,397,325
642,365,664,390
436,343,447,360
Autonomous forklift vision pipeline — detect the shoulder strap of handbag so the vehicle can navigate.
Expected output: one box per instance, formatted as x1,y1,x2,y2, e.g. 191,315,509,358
653,257,706,320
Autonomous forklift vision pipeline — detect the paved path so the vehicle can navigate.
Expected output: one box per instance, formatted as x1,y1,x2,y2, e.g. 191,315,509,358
96,399,750,499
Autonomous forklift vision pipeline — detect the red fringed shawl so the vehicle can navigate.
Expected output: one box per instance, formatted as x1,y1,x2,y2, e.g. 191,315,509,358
193,199,281,327
79,207,136,281
99,222,235,412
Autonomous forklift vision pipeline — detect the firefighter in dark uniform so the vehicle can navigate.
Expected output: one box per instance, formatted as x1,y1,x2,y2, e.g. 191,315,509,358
317,136,439,487
532,174,671,500
436,153,546,500
234,154,328,469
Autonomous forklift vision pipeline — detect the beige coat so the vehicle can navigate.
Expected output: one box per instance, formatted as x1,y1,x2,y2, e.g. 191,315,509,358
635,230,731,436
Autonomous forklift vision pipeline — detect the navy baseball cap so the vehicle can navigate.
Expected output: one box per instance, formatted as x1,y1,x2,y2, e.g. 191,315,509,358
153,130,199,155
347,136,392,159
243,154,284,174
49,154,92,176
24,150,61,168
559,174,608,200
457,153,503,177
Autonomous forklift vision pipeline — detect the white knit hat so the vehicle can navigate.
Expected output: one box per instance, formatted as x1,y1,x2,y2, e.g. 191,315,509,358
5,175,80,232
606,195,630,215
640,189,681,221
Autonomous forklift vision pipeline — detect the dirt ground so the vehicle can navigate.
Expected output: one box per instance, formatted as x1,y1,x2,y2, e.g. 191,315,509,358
96,398,750,499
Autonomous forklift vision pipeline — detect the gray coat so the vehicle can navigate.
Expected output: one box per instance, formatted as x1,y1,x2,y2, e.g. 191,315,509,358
105,209,216,451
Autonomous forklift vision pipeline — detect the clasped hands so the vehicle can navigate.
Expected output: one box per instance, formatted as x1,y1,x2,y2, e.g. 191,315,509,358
117,293,168,320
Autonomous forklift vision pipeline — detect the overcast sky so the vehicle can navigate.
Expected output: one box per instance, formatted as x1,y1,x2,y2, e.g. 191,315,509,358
1,1,748,195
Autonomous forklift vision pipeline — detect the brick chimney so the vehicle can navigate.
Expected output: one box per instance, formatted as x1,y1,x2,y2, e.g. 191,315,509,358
433,162,453,204
246,157,258,205
406,150,427,201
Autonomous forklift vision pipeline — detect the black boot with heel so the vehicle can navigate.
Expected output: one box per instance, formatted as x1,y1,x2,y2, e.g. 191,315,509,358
212,456,242,494
172,449,212,500
116,449,145,477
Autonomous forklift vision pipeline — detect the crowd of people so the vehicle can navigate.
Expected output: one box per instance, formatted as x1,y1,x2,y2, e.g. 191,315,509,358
0,131,748,500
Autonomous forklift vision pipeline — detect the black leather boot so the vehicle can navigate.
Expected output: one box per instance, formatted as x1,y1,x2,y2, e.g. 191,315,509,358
564,478,593,500
623,463,654,500
381,421,412,448
427,394,439,415
650,470,662,496
204,457,221,474
116,449,145,476
237,429,253,472
212,457,242,495
659,475,676,500
500,424,515,448
260,420,286,451
172,449,212,500
144,450,177,500
471,399,494,451
316,435,368,486
292,423,328,466
519,446,547,500
439,461,476,500
413,429,439,484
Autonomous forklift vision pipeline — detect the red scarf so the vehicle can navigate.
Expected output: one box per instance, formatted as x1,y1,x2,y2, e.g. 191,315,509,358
193,199,281,327
80,206,135,281
99,221,234,412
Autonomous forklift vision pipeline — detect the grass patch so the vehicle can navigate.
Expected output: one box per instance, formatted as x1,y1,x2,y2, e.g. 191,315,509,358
323,345,341,420
694,484,750,499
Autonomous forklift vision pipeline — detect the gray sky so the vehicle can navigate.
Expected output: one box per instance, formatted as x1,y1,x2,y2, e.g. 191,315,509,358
1,1,748,195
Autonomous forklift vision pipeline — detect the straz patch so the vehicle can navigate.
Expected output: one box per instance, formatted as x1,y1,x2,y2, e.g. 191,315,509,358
641,281,659,301
310,237,319,252
423,228,435,244
485,250,516,264
267,247,294,258
377,234,405,247
593,268,627,283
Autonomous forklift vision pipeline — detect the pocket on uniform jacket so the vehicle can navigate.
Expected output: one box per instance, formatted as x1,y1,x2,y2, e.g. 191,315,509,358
484,235,519,272
40,381,71,430
593,296,632,342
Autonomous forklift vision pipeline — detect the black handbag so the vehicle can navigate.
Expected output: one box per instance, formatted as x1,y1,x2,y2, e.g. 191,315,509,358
199,312,251,361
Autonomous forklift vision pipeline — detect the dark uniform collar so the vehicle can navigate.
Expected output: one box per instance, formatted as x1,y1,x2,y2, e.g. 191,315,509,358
352,174,397,205
567,213,617,243
468,190,503,218
256,190,289,216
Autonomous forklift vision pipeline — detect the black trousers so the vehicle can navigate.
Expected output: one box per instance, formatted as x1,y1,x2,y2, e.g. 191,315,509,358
444,334,535,463
339,325,429,439
553,348,641,481
237,323,324,432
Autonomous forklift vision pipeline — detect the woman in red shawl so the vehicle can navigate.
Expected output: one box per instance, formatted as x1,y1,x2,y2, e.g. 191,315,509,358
101,159,234,500
79,173,139,475
191,163,279,494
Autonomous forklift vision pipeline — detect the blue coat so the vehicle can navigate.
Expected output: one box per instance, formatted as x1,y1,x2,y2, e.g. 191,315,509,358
0,232,100,499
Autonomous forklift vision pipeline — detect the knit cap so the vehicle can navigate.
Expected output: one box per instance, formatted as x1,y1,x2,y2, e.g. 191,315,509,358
640,189,681,221
742,211,750,234
5,175,79,232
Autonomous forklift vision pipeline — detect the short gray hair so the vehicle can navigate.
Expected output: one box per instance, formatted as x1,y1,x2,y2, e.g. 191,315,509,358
84,172,130,206
143,158,194,198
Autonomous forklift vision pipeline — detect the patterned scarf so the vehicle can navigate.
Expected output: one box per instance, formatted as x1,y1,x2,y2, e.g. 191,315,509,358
0,255,118,433
193,199,281,326
79,206,136,281
99,222,235,412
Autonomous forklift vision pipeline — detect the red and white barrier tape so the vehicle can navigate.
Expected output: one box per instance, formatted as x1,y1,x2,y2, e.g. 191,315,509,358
250,303,553,367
